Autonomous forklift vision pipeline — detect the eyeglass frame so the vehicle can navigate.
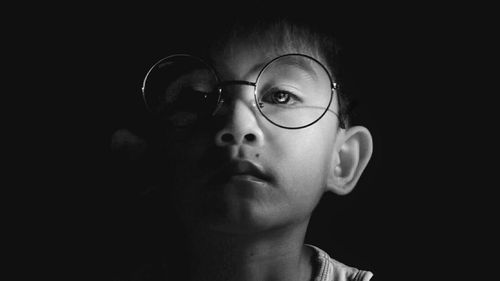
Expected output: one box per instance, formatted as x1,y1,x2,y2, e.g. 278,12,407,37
141,53,346,129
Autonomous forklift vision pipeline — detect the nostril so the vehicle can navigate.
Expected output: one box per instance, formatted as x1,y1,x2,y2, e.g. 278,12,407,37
244,134,256,142
221,133,234,143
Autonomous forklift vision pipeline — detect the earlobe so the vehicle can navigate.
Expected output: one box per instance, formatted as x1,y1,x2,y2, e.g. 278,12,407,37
326,126,373,195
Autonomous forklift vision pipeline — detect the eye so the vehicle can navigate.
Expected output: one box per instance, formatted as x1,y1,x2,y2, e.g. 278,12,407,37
262,89,300,106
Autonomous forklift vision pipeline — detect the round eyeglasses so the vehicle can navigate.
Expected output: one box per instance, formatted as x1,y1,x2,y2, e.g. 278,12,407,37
142,53,345,129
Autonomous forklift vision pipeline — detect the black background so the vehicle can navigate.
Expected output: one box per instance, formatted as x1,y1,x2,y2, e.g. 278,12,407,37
13,2,494,281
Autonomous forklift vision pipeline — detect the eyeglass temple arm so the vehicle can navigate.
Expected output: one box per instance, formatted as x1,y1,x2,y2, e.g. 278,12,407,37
332,83,347,129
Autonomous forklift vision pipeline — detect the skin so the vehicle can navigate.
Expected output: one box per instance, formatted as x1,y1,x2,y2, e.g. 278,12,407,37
112,33,373,281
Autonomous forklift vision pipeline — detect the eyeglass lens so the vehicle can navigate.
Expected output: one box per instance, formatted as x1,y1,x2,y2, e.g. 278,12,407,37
255,55,333,128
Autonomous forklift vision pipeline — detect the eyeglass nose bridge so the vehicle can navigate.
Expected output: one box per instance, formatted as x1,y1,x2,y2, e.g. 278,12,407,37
212,80,258,116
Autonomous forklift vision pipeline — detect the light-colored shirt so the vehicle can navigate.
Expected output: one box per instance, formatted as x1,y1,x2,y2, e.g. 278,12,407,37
307,244,374,281
124,244,374,280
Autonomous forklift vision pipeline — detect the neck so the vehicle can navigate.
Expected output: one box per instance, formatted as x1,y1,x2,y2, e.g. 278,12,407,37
185,222,314,281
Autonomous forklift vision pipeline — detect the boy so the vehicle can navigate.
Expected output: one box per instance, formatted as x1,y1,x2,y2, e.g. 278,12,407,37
112,17,374,281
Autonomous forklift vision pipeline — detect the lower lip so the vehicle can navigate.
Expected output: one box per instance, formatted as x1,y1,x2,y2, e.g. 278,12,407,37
229,174,267,184
225,175,269,196
206,174,270,191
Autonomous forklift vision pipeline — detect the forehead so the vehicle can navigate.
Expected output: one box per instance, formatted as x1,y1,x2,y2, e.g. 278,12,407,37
209,37,322,81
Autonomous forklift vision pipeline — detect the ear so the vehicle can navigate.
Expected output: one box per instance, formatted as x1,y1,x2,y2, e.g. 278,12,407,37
326,126,373,195
110,128,148,161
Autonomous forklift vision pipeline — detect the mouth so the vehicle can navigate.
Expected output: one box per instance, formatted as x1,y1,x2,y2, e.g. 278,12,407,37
208,160,272,187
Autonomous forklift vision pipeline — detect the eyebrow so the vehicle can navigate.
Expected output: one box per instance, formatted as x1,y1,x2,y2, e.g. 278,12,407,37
267,56,319,81
288,56,318,72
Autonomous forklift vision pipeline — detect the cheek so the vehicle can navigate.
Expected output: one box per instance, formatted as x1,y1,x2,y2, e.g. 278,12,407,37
158,130,213,189
269,128,335,191
172,138,211,178
165,136,213,218
263,139,330,220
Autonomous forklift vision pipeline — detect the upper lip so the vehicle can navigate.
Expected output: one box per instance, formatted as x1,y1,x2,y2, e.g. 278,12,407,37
209,160,271,185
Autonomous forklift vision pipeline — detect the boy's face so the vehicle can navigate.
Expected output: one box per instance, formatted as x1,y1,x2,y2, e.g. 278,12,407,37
161,40,342,234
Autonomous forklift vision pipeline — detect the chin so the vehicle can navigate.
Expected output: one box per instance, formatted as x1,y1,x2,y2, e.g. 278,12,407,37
176,181,309,235
201,202,306,236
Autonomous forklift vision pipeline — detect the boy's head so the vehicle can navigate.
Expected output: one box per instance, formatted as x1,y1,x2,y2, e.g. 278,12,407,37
117,18,373,235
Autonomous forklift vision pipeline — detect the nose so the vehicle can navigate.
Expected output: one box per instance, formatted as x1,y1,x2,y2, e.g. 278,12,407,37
214,88,264,147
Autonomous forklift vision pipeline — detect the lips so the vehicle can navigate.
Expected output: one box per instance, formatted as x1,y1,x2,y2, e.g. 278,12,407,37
207,160,271,187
